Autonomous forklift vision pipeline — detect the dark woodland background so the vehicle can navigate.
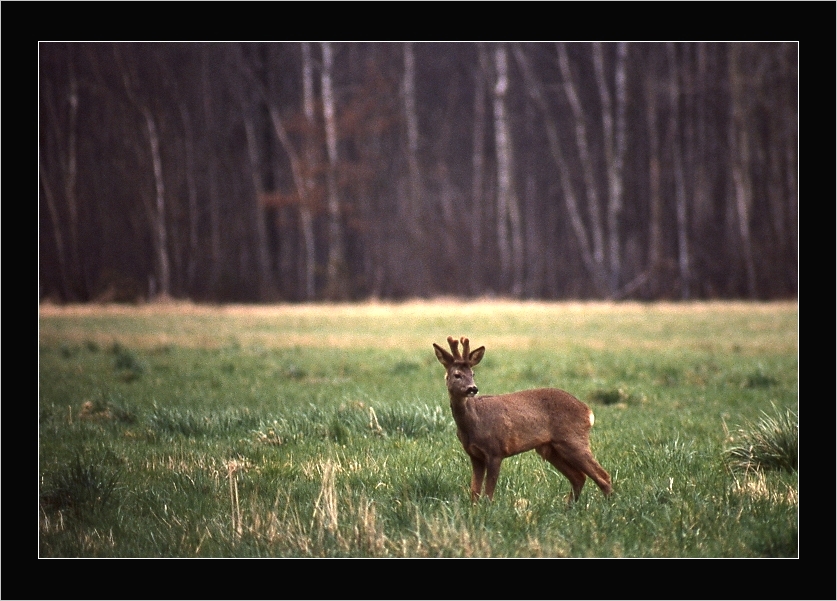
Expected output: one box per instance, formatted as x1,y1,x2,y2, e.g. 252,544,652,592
39,42,797,303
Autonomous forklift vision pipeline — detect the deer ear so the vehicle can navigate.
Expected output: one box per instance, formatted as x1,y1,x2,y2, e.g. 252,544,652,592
469,346,485,366
433,343,454,367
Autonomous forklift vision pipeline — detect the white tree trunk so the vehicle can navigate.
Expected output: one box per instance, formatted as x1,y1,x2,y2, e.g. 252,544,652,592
299,42,318,300
403,42,422,222
142,108,171,299
115,45,171,299
492,44,524,296
320,42,347,299
593,42,628,294
470,44,489,295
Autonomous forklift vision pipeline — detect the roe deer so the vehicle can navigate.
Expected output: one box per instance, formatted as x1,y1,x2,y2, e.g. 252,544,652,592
433,336,612,503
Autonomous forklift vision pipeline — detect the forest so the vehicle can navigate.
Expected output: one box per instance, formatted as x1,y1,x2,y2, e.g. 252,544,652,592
39,42,798,303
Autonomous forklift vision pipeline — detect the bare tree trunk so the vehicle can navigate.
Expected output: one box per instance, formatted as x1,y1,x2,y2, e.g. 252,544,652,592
492,44,524,296
115,45,171,299
523,97,545,298
470,44,489,296
398,41,435,295
200,49,222,296
779,43,797,291
667,43,690,299
786,128,797,288
177,102,200,293
144,109,171,299
240,69,276,300
593,42,628,294
236,44,318,299
727,44,757,298
614,44,628,293
692,42,710,282
783,46,797,289
645,59,664,298
403,42,422,222
40,49,81,300
241,106,276,300
320,42,348,299
765,113,786,255
513,44,609,296
557,43,606,286
64,59,81,294
39,156,72,300
258,97,307,210
299,42,318,300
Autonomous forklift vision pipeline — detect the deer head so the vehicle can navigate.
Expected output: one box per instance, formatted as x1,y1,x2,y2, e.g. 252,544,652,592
433,336,486,398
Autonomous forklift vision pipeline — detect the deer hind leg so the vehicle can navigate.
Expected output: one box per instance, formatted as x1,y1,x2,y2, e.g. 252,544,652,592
469,455,487,502
586,458,613,496
537,444,587,503
564,446,613,497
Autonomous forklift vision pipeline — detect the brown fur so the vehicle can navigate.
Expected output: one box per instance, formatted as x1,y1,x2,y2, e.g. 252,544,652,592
434,336,612,503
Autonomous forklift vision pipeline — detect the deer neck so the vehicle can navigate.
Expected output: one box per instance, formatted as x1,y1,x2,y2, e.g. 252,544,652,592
448,393,477,426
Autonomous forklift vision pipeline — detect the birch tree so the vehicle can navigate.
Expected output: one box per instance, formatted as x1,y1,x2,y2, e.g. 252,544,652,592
299,42,318,300
470,44,489,295
114,44,171,299
320,42,348,299
403,42,422,223
593,42,628,294
491,43,524,296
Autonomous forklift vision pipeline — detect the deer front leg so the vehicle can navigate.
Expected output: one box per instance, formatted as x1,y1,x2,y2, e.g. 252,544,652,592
483,457,503,501
469,455,486,502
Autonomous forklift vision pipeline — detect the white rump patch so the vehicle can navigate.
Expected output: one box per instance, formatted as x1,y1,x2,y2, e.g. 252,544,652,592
589,411,595,427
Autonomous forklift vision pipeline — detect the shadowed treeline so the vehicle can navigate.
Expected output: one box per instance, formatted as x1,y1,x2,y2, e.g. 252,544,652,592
40,42,797,303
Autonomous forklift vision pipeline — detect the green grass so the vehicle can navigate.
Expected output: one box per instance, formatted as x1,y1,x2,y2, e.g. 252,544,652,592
39,300,798,557
725,404,798,474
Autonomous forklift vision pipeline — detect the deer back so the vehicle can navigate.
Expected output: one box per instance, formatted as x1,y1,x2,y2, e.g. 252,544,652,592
452,387,594,458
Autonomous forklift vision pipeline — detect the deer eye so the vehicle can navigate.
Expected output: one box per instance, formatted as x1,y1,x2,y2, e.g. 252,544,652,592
453,372,462,379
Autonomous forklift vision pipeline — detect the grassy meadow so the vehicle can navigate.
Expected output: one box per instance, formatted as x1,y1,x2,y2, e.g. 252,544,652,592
38,300,798,557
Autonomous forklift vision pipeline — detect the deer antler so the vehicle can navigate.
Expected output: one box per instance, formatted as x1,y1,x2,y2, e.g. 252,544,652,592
460,336,471,360
447,336,461,359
